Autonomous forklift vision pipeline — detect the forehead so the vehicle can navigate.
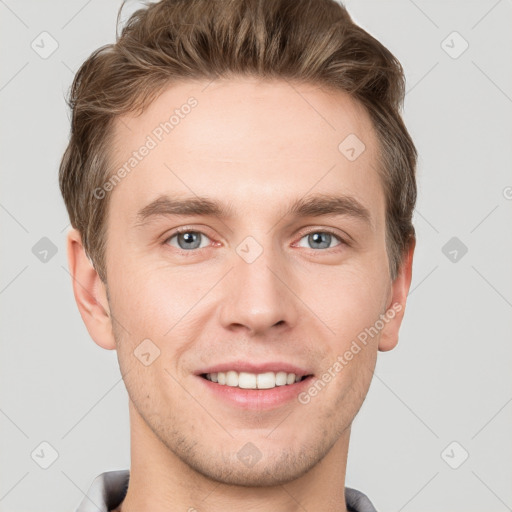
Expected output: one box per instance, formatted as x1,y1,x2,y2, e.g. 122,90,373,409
107,78,384,225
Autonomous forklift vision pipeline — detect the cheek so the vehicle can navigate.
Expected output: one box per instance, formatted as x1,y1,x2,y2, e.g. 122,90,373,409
107,251,197,332
108,263,209,379
303,263,389,343
311,266,387,414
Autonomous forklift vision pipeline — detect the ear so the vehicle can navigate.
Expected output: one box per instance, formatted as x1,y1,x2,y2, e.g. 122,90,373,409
378,238,415,352
67,228,116,350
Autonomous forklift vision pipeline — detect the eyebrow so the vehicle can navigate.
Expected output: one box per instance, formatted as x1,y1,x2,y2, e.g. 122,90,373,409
134,193,372,228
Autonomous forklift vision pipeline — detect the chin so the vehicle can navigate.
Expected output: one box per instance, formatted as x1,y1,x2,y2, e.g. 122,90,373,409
173,437,332,488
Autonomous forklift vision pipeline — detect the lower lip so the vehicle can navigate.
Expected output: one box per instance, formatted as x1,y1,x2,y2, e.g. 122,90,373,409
197,375,314,410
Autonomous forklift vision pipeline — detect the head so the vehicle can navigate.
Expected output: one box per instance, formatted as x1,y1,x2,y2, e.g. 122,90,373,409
61,0,416,487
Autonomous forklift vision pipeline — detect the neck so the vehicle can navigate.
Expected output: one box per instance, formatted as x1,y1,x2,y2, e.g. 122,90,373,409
117,400,350,512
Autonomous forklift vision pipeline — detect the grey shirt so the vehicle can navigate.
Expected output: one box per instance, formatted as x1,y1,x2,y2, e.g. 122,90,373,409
75,470,378,512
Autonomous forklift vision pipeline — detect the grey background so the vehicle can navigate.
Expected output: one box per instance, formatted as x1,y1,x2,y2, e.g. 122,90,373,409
1,0,511,511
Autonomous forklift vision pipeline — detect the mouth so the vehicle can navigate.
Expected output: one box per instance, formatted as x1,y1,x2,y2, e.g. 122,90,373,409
195,362,315,409
200,371,313,390
195,363,315,409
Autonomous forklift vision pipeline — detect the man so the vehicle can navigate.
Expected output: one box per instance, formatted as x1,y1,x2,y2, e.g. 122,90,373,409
60,0,417,510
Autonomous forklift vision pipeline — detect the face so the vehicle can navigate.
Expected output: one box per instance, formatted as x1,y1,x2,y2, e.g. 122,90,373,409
94,78,406,486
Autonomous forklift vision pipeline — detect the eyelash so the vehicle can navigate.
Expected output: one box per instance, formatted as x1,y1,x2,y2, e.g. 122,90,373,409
163,226,348,254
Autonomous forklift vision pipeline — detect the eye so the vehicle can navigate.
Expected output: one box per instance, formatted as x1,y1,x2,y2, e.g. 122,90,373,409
296,230,344,250
165,229,212,251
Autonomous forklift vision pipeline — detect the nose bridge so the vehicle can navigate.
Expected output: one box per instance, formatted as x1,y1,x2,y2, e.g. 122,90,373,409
219,234,298,334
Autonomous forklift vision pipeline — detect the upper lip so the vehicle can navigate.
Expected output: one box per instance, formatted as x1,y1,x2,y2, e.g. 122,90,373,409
195,361,313,377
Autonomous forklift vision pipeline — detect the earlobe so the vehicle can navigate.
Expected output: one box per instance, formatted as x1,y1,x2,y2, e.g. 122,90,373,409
67,228,116,350
378,239,415,352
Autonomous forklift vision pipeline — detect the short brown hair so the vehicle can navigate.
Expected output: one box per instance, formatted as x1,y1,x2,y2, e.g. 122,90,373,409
59,0,417,283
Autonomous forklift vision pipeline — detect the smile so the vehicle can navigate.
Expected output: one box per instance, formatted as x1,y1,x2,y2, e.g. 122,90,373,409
202,371,310,389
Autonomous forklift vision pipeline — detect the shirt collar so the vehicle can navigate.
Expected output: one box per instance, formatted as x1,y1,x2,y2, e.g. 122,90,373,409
76,470,378,512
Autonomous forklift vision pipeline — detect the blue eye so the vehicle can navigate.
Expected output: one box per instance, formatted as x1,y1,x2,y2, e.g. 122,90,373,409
296,231,343,250
165,230,211,251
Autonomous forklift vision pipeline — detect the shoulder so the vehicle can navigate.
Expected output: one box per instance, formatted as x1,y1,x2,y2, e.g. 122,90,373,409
345,486,378,512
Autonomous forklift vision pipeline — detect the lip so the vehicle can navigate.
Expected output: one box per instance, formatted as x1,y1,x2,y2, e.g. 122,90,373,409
197,374,314,410
194,361,315,410
195,360,312,377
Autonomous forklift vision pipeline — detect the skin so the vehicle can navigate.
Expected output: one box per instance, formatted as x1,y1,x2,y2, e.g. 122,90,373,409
68,77,414,512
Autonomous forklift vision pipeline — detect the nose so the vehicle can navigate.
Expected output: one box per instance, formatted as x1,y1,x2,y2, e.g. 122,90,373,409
218,240,301,337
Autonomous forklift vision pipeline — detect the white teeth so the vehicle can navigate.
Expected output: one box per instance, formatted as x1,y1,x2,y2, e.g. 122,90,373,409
257,372,275,389
238,372,257,389
226,370,238,387
275,371,287,386
204,371,307,389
